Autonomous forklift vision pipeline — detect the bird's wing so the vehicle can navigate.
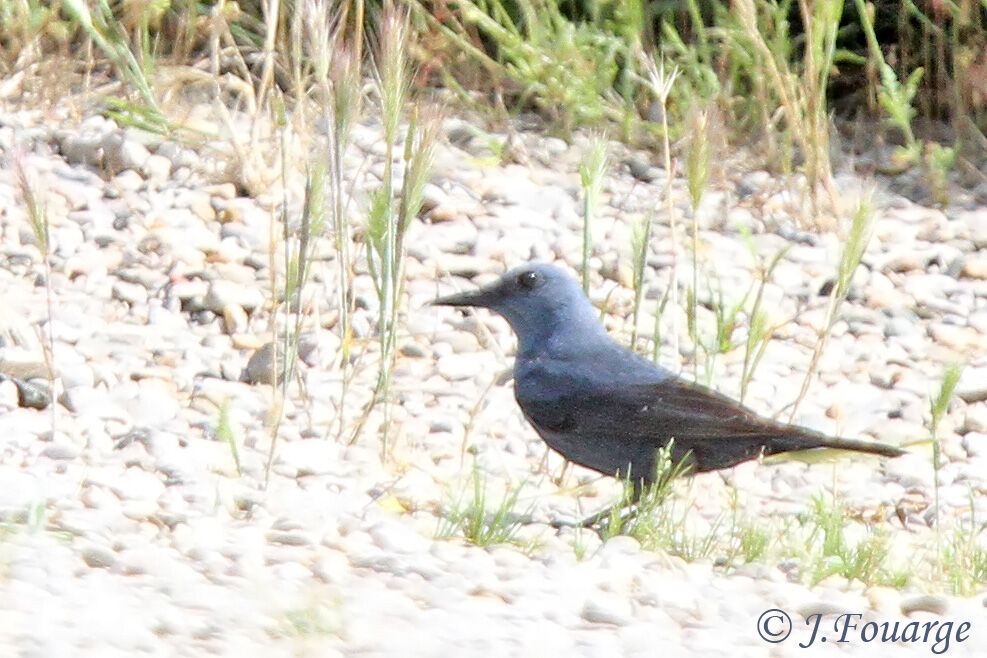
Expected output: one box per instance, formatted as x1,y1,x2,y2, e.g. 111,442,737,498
521,376,796,444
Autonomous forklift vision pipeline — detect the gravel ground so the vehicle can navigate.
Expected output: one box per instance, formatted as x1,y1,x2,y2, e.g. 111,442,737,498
0,103,985,656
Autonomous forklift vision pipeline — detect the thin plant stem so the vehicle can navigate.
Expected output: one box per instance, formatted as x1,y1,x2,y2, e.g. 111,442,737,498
642,55,680,366
789,193,874,420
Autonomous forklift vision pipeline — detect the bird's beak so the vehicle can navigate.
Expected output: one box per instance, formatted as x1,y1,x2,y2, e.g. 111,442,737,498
431,282,501,308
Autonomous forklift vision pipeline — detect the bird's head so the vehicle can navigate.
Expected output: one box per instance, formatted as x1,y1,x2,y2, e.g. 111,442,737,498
432,263,604,353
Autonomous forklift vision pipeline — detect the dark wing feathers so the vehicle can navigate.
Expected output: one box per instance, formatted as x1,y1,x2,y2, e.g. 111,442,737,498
522,378,807,445
516,363,902,475
517,375,865,475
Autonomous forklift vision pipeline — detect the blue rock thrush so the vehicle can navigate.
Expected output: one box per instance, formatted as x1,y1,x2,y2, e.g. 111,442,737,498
433,263,904,491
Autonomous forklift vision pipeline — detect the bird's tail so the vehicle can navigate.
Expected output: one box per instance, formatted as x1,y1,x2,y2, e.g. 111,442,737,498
770,433,906,459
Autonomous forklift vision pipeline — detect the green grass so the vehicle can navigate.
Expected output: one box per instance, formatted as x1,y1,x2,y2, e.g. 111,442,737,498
929,363,964,579
739,237,789,403
274,596,343,639
594,483,912,588
5,0,982,198
597,441,695,545
579,132,609,293
14,155,56,440
789,192,874,419
796,495,909,587
942,491,987,596
216,398,243,477
635,56,680,358
62,0,159,110
437,461,531,548
686,274,749,387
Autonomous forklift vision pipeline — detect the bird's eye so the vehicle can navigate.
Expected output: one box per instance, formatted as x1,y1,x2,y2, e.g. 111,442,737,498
517,270,539,290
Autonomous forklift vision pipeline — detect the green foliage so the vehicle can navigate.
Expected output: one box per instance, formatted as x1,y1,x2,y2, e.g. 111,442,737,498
855,0,922,157
923,142,956,207
0,0,75,65
735,522,771,563
928,362,964,574
942,491,987,596
579,133,609,293
62,0,158,109
686,111,710,212
420,0,646,133
931,363,963,437
363,9,439,456
789,193,874,418
599,440,695,548
437,461,530,548
740,237,788,402
800,496,908,587
629,214,652,350
216,398,242,477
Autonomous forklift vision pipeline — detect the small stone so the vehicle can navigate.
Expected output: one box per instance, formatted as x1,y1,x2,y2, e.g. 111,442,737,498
60,361,95,390
420,183,449,213
434,254,492,279
112,280,148,306
0,350,49,380
296,331,323,367
596,535,642,558
795,601,855,618
232,334,264,350
136,379,180,426
399,343,428,358
206,183,237,200
243,343,278,385
59,386,97,413
113,169,144,192
203,280,265,314
581,594,633,626
901,594,948,616
80,544,117,569
312,551,350,584
928,324,982,353
956,367,987,403
964,406,987,434
221,303,249,335
142,154,172,182
436,354,479,381
962,432,987,458
42,441,81,460
625,157,662,183
267,531,312,546
445,119,477,147
434,331,480,354
0,380,18,408
962,256,987,280
59,133,104,167
15,379,51,409
102,133,150,174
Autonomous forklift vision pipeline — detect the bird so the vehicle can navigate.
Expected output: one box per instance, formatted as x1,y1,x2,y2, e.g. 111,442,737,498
433,263,905,502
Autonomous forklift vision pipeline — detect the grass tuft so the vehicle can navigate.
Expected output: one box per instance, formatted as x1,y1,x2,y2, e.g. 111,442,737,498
929,362,964,577
14,155,56,437
579,132,608,293
437,461,530,548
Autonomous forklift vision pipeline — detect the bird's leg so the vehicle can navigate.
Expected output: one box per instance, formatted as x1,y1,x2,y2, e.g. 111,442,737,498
537,447,552,476
551,479,645,530
552,459,572,487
